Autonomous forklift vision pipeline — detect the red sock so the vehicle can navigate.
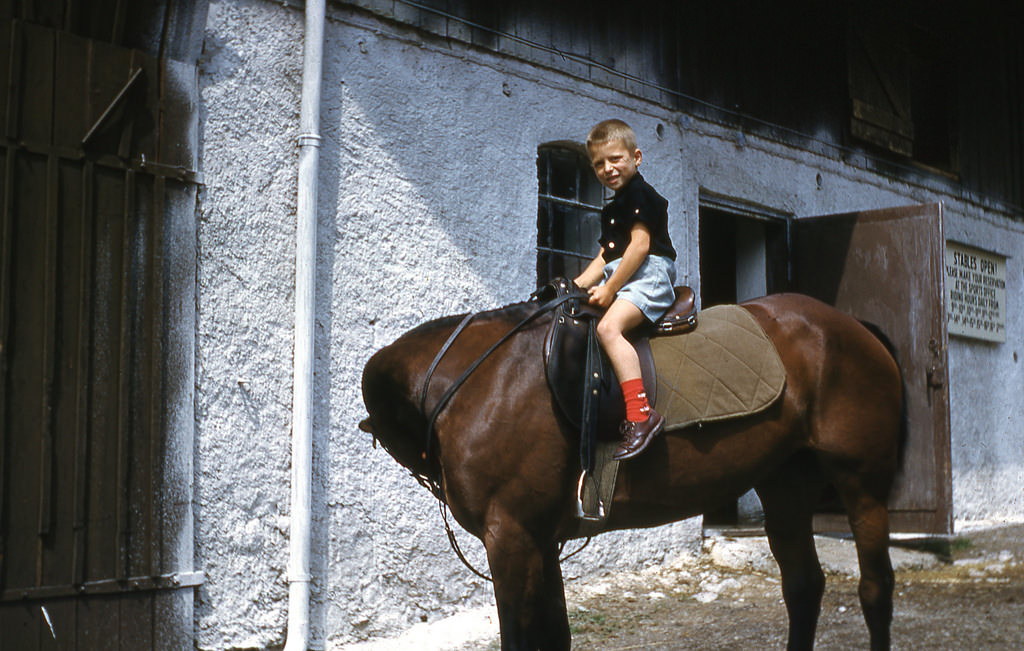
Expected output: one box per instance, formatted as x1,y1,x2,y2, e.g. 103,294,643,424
621,378,650,423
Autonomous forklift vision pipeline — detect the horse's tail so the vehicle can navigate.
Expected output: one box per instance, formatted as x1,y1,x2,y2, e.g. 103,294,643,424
859,321,909,472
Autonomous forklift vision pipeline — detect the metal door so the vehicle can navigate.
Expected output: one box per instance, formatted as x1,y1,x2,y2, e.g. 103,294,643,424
790,203,952,534
0,18,200,650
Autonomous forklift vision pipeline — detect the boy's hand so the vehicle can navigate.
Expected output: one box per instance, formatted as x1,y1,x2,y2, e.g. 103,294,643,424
587,284,616,308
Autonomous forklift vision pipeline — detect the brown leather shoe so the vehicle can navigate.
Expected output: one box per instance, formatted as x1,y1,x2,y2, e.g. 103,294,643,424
612,408,665,460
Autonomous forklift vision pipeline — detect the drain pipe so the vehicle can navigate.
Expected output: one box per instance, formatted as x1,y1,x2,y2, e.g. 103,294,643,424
285,0,325,650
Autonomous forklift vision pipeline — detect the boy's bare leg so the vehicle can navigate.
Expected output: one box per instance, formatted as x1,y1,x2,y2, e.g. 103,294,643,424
595,299,645,381
596,298,665,459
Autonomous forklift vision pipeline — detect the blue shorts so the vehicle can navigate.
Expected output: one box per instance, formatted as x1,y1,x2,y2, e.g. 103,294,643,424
600,255,677,323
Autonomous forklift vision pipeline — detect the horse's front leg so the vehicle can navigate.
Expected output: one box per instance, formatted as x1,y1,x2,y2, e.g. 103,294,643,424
483,512,570,651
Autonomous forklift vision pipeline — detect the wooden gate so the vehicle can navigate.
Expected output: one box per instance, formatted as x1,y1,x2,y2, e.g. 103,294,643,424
791,204,953,535
0,17,200,650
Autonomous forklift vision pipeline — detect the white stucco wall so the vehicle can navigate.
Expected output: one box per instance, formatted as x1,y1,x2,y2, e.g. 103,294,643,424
944,211,1024,520
195,1,1024,648
197,3,700,648
196,3,303,648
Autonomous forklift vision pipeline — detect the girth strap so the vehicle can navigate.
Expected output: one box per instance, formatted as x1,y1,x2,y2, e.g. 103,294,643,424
575,318,608,521
579,318,603,476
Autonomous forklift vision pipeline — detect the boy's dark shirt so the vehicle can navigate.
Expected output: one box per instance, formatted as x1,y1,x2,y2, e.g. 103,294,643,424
598,173,676,263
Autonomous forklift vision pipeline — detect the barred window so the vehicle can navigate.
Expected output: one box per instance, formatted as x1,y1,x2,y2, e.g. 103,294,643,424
536,145,605,284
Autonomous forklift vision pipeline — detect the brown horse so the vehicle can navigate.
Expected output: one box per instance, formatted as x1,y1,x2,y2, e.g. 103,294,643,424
360,291,904,651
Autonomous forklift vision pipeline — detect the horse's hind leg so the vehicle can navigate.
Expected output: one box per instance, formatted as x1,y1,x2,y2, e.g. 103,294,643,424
757,465,827,651
484,518,570,651
827,467,894,651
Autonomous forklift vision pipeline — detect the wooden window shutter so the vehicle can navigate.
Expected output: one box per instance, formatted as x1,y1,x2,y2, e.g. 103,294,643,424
847,23,915,157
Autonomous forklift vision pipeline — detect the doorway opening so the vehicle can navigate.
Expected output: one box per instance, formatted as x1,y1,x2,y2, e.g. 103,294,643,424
697,198,952,536
699,195,789,530
699,198,790,306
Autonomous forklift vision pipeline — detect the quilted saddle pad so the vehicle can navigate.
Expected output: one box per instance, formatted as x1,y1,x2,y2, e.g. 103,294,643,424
651,304,786,432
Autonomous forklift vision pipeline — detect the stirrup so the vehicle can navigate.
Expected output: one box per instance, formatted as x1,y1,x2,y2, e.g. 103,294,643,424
575,470,605,521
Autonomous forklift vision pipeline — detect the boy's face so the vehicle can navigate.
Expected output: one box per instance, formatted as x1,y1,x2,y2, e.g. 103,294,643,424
588,139,642,192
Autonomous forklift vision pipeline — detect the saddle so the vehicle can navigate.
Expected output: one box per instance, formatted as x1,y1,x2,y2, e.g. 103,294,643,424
538,279,698,441
534,278,697,523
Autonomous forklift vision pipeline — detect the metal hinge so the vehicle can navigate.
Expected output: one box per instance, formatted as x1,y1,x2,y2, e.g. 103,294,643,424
0,570,205,602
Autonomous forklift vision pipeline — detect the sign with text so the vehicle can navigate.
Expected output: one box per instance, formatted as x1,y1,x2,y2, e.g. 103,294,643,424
945,241,1006,342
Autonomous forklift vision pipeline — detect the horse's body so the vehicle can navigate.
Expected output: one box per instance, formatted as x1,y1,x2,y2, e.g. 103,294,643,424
361,292,904,651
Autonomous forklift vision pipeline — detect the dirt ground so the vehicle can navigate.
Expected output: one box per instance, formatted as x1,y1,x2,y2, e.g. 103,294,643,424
554,523,1024,650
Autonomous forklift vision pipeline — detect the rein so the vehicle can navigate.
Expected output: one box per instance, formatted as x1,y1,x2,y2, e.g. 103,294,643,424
439,498,592,583
418,291,580,464
417,286,590,580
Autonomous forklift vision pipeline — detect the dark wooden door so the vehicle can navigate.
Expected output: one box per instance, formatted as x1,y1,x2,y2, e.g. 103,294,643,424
790,203,952,535
0,17,200,650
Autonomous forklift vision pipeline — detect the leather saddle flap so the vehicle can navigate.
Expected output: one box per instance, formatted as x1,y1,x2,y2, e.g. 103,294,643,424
650,304,786,431
544,309,656,440
541,281,699,431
